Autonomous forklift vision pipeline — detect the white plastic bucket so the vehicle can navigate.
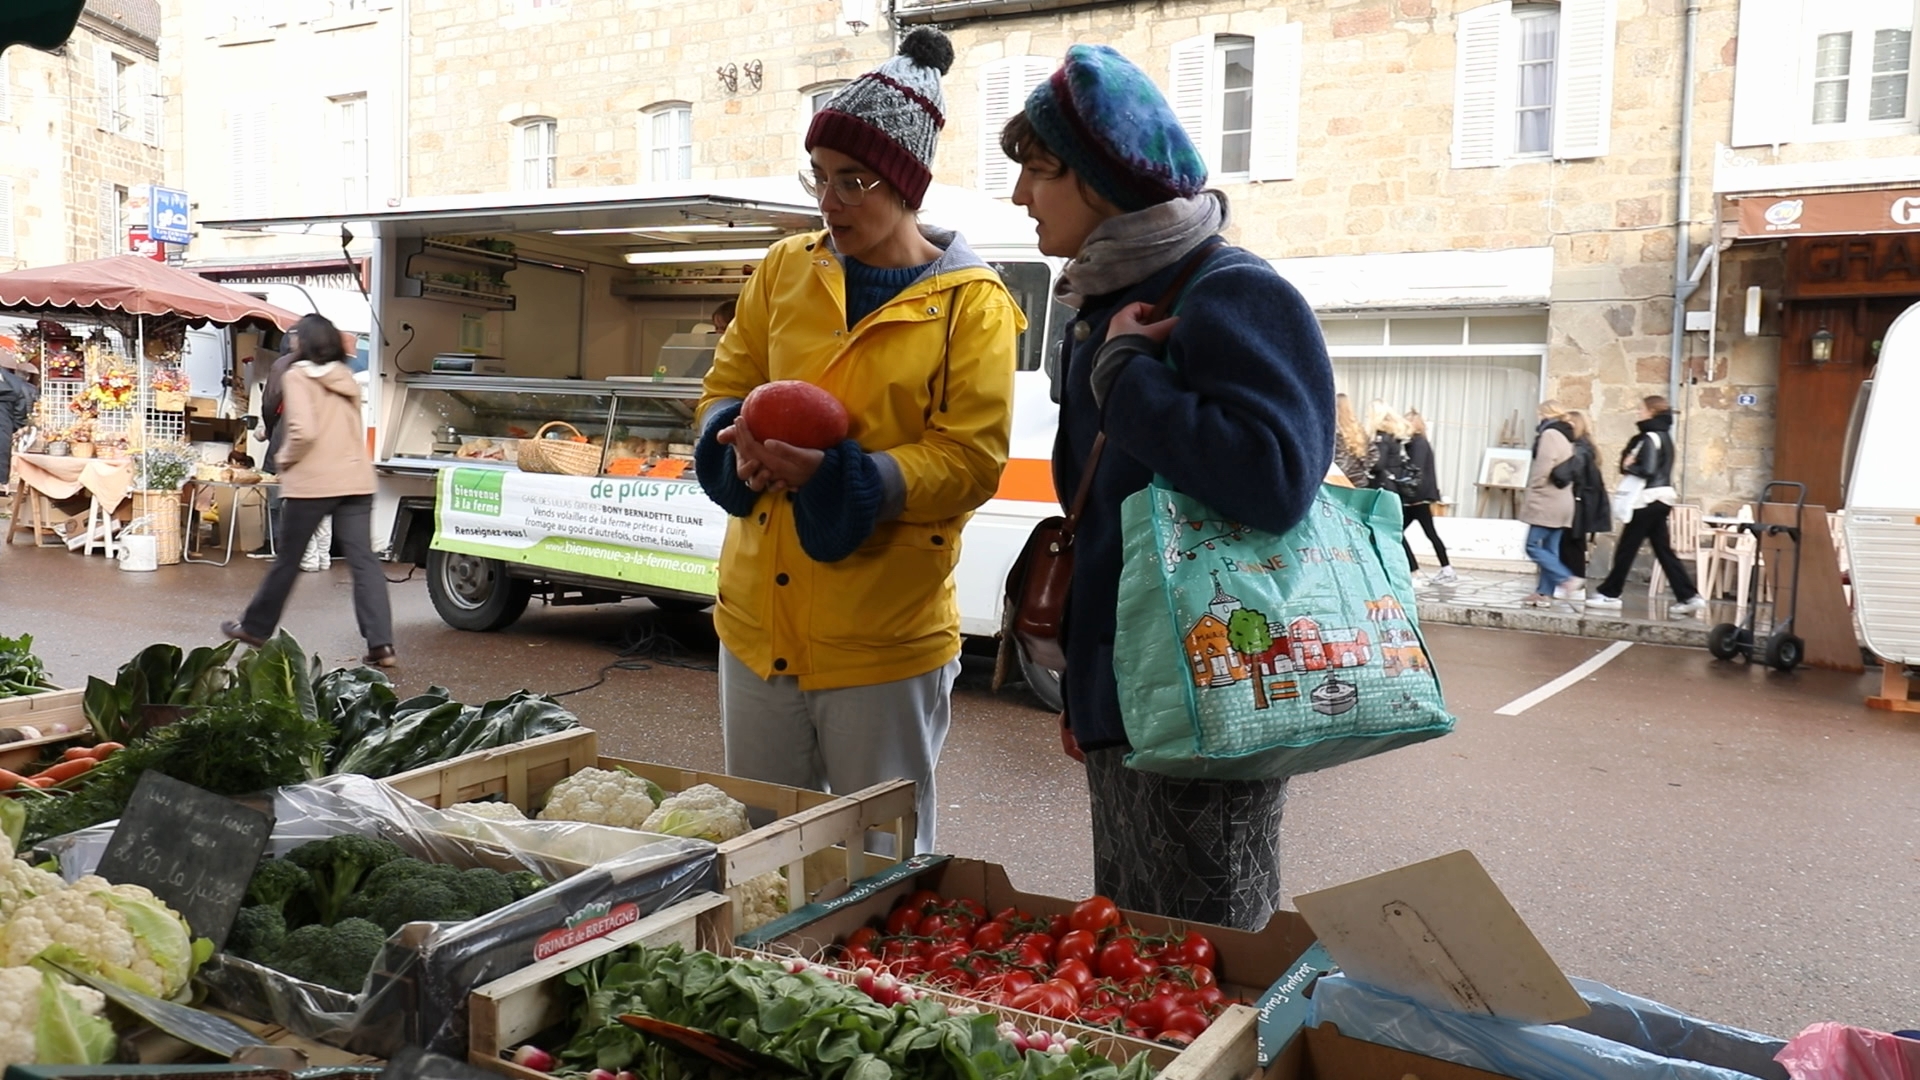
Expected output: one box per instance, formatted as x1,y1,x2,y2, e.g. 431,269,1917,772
119,535,158,572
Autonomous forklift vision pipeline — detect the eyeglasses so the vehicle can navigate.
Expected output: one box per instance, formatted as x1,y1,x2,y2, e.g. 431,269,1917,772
799,170,886,207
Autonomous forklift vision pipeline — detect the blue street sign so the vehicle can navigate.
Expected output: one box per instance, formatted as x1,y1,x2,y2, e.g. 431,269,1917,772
1736,393,1757,406
149,187,190,245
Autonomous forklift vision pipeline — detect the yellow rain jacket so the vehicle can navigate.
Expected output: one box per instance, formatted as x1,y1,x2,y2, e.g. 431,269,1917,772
698,228,1024,689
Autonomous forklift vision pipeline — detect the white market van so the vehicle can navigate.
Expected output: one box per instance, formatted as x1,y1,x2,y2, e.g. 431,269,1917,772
206,179,1071,704
1843,302,1920,672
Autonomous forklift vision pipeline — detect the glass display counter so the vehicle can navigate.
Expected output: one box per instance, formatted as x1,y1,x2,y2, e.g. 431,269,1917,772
382,375,701,476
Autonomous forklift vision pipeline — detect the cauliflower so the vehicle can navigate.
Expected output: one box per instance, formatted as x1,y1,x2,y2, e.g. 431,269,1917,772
736,871,790,933
0,876,203,1001
0,967,115,1070
449,800,527,822
537,768,658,829
0,835,64,922
641,784,751,842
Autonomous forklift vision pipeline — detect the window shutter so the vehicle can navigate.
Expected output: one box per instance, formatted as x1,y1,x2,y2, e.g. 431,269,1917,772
0,54,13,124
1249,23,1303,182
1552,0,1616,159
228,110,268,214
95,44,116,130
1169,36,1216,172
1730,0,1802,147
978,61,1015,197
0,178,14,259
141,65,163,147
249,110,270,213
100,182,119,256
1452,2,1514,168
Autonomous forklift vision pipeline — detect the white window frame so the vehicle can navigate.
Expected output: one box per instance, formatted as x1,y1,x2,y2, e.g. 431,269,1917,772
514,116,557,191
334,93,369,212
227,109,270,216
1451,0,1616,168
1732,0,1920,146
1804,1,1916,135
977,57,1053,197
1168,27,1302,184
103,183,128,258
641,103,692,182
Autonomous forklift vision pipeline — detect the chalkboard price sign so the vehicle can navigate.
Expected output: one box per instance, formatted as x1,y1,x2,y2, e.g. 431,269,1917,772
95,771,274,948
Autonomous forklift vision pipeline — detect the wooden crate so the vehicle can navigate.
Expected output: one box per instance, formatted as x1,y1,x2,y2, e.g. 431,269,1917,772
466,891,732,1079
0,686,90,772
381,728,918,917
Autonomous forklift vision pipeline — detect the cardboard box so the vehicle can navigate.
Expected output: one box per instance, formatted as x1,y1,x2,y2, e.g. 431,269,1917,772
0,686,90,771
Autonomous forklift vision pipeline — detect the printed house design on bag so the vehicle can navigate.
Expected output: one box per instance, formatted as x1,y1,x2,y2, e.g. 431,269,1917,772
1183,573,1427,711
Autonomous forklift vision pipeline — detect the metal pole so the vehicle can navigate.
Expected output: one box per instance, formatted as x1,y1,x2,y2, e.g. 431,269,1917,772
137,314,146,485
1668,0,1702,487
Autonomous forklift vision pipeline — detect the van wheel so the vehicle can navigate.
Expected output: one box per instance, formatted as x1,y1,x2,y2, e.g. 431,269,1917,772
427,549,532,631
1017,650,1065,713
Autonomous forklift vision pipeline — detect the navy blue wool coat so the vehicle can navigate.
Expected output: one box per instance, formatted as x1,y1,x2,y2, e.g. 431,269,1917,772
1054,242,1335,752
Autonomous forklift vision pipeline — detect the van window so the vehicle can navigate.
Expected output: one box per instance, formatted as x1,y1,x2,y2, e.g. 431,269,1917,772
993,260,1065,373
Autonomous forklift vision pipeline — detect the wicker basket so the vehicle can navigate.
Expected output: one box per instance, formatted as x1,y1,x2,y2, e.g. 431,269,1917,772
517,421,602,476
153,390,187,412
131,489,184,565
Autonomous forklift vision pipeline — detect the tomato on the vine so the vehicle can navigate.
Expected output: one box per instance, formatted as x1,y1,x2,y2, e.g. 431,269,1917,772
845,945,878,968
916,913,973,943
885,905,922,936
1069,896,1123,935
1165,930,1218,971
1125,994,1176,1034
970,921,1011,952
1052,957,1097,996
1078,1004,1125,1028
1014,932,1055,967
975,969,1037,999
1054,929,1097,966
845,927,880,952
994,906,1036,927
902,889,944,915
1097,938,1155,982
1178,985,1227,1012
1161,1007,1211,1038
1008,980,1080,1020
1046,913,1072,937
950,897,988,922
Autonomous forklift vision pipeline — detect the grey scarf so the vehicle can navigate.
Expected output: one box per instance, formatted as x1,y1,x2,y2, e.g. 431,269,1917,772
1054,190,1229,310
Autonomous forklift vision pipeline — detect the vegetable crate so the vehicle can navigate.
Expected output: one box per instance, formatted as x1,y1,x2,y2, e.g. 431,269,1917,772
466,892,733,1079
0,685,90,772
380,728,917,916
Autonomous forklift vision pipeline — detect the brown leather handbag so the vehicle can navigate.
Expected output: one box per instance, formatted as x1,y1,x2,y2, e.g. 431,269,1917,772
1001,241,1223,676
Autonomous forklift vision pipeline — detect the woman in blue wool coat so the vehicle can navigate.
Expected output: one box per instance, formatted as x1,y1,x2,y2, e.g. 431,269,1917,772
1002,45,1335,930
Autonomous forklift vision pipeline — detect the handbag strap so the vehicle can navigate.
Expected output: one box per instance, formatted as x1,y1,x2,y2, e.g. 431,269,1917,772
1061,238,1226,532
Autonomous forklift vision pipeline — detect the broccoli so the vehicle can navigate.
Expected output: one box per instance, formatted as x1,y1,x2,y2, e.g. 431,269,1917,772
285,835,405,926
273,917,389,993
367,881,469,932
454,867,514,914
244,858,312,915
506,870,548,901
227,904,287,963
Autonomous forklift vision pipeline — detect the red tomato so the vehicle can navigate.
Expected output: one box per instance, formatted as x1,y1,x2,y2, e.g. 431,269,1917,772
916,913,973,943
971,921,1011,951
1161,1007,1211,1038
994,906,1036,926
845,927,880,952
976,969,1037,999
1009,980,1080,1020
1097,938,1154,982
1178,986,1228,1011
1126,994,1176,1034
1069,896,1123,935
1078,1004,1125,1028
1014,932,1055,967
845,945,877,968
1046,913,1072,937
885,905,922,936
950,897,988,922
902,889,944,915
925,965,973,991
880,938,915,962
1165,930,1219,971
1052,957,1097,996
1054,929,1097,966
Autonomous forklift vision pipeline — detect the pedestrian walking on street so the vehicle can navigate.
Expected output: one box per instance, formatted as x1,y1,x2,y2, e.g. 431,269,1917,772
1520,400,1580,606
246,331,300,561
0,355,40,494
1003,44,1333,929
695,28,1021,855
1553,409,1610,590
1587,396,1704,617
1333,393,1374,488
1401,409,1454,584
222,314,396,666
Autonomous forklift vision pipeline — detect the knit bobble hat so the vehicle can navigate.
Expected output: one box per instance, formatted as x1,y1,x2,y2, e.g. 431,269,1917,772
805,27,955,210
1023,44,1209,213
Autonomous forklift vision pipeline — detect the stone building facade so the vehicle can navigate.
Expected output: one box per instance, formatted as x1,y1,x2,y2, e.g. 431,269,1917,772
0,0,164,270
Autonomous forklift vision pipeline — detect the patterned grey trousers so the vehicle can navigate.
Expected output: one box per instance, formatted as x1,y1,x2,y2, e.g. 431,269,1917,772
1084,747,1288,931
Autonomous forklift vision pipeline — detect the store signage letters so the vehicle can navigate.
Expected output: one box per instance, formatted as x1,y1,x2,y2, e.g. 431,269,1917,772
1786,235,1920,298
1738,189,1920,238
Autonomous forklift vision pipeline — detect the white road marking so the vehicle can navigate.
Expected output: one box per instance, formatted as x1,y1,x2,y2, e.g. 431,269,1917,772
1493,640,1635,716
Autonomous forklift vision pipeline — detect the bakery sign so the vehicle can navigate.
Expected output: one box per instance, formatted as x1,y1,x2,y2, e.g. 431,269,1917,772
1737,189,1920,237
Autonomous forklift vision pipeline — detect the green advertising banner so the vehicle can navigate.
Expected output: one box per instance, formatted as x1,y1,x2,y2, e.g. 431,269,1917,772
433,467,721,595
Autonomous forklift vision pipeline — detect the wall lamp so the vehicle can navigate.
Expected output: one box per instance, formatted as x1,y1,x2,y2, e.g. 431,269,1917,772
1810,326,1835,364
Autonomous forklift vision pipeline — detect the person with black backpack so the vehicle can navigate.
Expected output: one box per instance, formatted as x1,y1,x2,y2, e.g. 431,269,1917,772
1586,396,1704,617
1399,408,1454,584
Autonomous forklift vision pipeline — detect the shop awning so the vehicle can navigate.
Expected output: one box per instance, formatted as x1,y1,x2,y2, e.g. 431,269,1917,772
0,254,302,330
1731,189,1920,239
1271,247,1555,312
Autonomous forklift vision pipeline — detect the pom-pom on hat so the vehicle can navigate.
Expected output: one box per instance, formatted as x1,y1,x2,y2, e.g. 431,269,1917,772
805,27,955,210
1023,45,1209,213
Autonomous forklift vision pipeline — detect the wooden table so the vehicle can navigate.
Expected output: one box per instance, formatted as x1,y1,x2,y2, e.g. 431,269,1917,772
4,452,135,549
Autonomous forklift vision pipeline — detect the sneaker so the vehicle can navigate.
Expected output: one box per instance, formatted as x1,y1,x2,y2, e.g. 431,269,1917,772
1521,593,1553,607
1669,597,1706,618
1585,593,1624,611
1553,579,1586,600
1430,566,1458,585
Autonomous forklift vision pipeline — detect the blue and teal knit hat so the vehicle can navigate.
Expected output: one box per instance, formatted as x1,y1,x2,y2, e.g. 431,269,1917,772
1024,45,1208,212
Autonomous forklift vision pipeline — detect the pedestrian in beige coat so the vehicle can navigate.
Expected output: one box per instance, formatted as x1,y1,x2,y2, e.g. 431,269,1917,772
1519,400,1579,606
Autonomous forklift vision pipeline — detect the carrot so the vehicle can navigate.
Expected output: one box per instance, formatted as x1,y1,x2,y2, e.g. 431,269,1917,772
61,746,95,762
34,758,95,783
25,775,56,788
90,741,125,759
0,769,27,791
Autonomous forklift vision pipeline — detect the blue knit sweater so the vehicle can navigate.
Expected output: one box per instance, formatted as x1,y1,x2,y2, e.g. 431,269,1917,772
1055,242,1335,752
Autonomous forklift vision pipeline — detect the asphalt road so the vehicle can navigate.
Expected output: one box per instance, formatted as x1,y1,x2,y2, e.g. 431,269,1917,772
3,545,1915,1039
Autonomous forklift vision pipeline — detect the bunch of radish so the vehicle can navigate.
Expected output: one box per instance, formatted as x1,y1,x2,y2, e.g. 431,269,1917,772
997,1021,1080,1055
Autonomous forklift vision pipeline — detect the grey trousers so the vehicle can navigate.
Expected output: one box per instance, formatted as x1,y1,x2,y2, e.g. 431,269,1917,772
719,647,958,854
239,494,393,650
